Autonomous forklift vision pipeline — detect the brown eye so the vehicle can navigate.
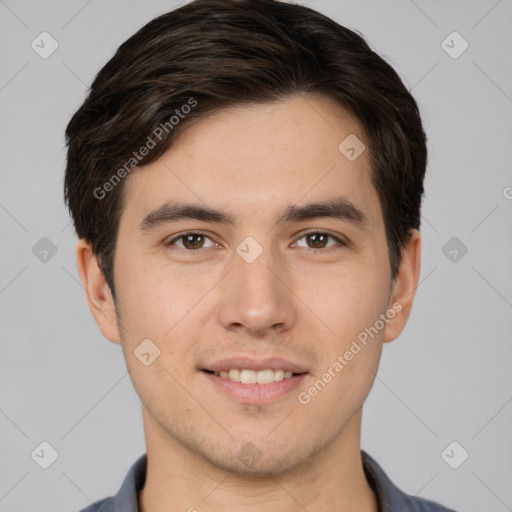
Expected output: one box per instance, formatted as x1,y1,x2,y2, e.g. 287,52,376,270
181,234,205,250
295,231,344,251
165,232,216,251
306,232,329,249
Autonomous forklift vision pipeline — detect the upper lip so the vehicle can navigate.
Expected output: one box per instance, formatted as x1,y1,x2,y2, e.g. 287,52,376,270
202,356,309,374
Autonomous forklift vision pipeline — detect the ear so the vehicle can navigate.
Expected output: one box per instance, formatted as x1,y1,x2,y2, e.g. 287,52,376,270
383,229,421,343
75,239,121,344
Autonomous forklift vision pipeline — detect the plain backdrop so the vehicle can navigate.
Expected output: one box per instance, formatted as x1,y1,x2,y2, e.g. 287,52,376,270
1,0,511,511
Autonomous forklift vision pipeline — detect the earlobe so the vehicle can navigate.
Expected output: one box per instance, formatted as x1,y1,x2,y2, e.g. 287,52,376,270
75,239,121,344
383,229,421,343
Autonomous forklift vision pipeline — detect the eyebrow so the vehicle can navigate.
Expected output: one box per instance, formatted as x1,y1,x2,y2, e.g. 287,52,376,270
139,196,369,232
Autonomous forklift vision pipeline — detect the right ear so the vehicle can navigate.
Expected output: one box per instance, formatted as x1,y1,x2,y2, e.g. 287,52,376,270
75,239,121,344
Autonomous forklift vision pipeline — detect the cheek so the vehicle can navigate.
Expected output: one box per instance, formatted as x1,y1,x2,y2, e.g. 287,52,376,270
297,275,386,418
114,253,205,339
303,261,390,344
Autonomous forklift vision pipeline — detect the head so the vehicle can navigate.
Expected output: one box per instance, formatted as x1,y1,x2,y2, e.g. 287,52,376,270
65,0,425,474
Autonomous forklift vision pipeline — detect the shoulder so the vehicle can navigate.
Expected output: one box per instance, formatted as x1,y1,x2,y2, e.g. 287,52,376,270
361,450,458,512
75,453,147,512
398,493,458,511
77,497,113,512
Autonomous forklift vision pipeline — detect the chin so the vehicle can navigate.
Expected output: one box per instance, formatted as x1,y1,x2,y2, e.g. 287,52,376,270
208,451,304,476
196,436,317,476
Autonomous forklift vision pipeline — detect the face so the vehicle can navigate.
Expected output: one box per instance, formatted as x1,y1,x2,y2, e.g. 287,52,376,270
81,94,419,475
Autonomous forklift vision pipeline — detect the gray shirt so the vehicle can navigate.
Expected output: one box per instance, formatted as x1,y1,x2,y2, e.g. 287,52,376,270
78,450,457,511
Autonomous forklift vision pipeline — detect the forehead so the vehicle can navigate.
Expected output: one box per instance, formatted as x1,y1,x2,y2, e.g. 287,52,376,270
120,93,382,230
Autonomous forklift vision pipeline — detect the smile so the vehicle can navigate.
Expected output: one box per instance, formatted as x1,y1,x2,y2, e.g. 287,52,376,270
210,368,296,384
201,370,309,404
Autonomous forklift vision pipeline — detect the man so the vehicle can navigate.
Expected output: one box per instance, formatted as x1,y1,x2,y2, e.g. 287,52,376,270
64,0,456,510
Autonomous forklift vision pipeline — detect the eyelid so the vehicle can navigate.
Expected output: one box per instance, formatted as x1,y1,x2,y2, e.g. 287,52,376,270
164,229,347,252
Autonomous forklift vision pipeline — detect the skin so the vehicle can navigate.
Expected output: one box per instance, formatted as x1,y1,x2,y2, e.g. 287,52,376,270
77,93,421,512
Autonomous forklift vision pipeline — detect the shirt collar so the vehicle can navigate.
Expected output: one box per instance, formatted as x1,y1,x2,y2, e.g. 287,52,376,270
361,449,411,511
111,453,146,512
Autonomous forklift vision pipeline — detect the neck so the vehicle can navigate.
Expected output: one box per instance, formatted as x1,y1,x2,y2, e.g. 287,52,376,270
138,409,378,512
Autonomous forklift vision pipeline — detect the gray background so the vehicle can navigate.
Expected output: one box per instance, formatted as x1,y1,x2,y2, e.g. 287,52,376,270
1,0,511,510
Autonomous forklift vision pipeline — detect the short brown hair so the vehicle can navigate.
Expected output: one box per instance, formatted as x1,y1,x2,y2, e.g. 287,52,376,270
64,0,427,298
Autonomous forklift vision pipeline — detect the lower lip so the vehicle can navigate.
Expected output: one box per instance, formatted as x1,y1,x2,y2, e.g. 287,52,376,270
202,371,308,404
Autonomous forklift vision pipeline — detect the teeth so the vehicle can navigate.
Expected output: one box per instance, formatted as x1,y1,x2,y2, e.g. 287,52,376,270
228,369,241,382
240,369,257,384
274,369,285,381
212,368,297,384
256,369,274,384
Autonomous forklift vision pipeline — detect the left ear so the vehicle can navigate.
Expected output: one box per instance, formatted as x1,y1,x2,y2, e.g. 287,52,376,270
383,229,421,343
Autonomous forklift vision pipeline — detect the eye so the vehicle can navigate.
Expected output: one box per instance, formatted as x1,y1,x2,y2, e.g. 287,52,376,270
294,231,345,252
165,232,217,251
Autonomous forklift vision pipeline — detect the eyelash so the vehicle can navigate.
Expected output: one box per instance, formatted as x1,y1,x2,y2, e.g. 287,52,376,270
164,230,346,255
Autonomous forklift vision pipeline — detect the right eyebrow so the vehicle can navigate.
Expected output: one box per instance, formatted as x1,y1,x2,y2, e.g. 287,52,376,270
139,202,235,232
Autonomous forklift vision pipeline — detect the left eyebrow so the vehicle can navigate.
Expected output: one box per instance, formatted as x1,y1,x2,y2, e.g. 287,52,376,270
138,196,370,233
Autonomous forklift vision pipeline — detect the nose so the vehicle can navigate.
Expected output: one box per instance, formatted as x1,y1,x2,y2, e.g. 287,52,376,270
216,244,297,337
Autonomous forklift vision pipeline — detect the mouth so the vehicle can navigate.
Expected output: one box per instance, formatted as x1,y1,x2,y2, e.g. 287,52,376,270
202,368,305,384
200,357,310,404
